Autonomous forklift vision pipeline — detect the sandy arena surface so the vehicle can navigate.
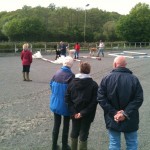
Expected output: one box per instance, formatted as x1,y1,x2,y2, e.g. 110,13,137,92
0,50,150,150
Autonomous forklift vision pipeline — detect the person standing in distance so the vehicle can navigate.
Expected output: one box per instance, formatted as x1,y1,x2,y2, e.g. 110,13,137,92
65,62,98,150
59,41,67,57
97,55,143,150
97,40,105,57
50,56,75,150
21,43,32,81
74,42,80,59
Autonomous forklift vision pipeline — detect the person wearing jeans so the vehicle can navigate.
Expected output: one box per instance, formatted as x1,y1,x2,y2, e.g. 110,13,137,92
97,56,143,150
97,40,104,57
74,42,80,59
108,130,138,150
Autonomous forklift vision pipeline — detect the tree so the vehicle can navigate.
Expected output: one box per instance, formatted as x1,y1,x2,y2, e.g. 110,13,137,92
0,4,122,42
2,17,47,41
103,21,118,41
48,3,56,10
116,3,150,42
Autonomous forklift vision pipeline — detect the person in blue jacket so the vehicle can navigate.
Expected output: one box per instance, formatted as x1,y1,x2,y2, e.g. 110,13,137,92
97,55,143,150
50,56,75,150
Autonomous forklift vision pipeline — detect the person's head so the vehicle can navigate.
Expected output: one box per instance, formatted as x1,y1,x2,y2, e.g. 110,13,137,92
113,56,127,69
79,61,91,74
60,41,63,45
23,43,29,50
63,56,74,68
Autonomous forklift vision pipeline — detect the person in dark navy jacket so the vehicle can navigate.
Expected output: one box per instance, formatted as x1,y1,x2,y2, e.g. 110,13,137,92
59,41,67,57
97,55,143,150
50,56,75,150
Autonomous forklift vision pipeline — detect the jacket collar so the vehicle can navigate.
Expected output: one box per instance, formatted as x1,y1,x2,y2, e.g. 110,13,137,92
61,66,72,73
112,67,132,74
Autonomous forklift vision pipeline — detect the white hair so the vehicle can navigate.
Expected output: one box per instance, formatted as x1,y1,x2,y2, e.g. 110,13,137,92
63,56,74,68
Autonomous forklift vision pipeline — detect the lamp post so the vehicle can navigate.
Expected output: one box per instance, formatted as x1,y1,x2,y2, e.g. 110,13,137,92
84,4,89,42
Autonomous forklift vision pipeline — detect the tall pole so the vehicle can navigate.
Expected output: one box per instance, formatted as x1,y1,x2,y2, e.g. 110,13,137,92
84,4,89,42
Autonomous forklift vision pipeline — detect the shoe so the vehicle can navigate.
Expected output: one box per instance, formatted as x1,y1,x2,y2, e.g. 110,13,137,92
26,79,32,81
62,145,71,150
52,144,60,150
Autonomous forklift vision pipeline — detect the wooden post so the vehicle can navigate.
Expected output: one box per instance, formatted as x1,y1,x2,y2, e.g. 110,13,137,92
30,44,32,52
45,43,46,52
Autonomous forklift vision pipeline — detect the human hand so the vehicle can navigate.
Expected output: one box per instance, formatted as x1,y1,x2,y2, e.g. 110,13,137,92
74,113,82,119
114,110,125,123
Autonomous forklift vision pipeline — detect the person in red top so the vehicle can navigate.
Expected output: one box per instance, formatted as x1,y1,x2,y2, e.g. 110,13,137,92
21,43,32,81
74,42,80,59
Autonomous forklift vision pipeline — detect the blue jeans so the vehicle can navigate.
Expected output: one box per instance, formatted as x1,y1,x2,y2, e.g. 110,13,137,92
97,48,104,57
74,51,79,59
108,129,138,150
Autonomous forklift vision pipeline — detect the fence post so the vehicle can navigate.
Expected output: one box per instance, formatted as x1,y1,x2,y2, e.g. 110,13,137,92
15,44,16,53
124,43,126,48
45,43,46,52
30,44,32,52
15,44,18,53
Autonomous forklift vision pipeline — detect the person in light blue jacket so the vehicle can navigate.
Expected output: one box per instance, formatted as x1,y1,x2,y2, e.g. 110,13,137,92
50,56,75,150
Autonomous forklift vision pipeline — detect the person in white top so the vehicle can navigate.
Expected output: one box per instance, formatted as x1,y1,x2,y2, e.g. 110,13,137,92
97,40,105,57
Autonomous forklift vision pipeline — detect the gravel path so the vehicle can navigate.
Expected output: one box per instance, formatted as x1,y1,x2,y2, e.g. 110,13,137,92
0,50,150,150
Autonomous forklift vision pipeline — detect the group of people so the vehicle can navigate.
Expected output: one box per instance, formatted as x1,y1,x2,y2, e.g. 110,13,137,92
54,41,81,60
20,43,143,149
54,41,67,60
50,55,143,150
56,40,105,60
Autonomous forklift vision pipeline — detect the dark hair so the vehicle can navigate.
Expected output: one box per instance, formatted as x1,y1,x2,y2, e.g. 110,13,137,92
80,62,91,74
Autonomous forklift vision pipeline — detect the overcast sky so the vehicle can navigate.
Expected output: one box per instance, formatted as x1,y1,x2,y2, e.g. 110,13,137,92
0,0,150,15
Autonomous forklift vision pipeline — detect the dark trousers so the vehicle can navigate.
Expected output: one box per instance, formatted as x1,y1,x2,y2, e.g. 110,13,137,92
52,113,70,146
71,116,91,141
23,65,30,72
55,50,61,60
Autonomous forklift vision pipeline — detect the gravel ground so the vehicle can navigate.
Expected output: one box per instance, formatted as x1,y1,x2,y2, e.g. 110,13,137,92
0,50,150,150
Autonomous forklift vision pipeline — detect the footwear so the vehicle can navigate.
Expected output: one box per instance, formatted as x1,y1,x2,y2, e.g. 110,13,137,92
71,138,78,150
51,144,60,150
62,144,71,150
79,140,87,150
26,72,32,81
22,72,26,81
52,131,59,150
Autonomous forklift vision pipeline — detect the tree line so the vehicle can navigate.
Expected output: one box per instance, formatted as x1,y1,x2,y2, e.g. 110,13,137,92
0,2,150,43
